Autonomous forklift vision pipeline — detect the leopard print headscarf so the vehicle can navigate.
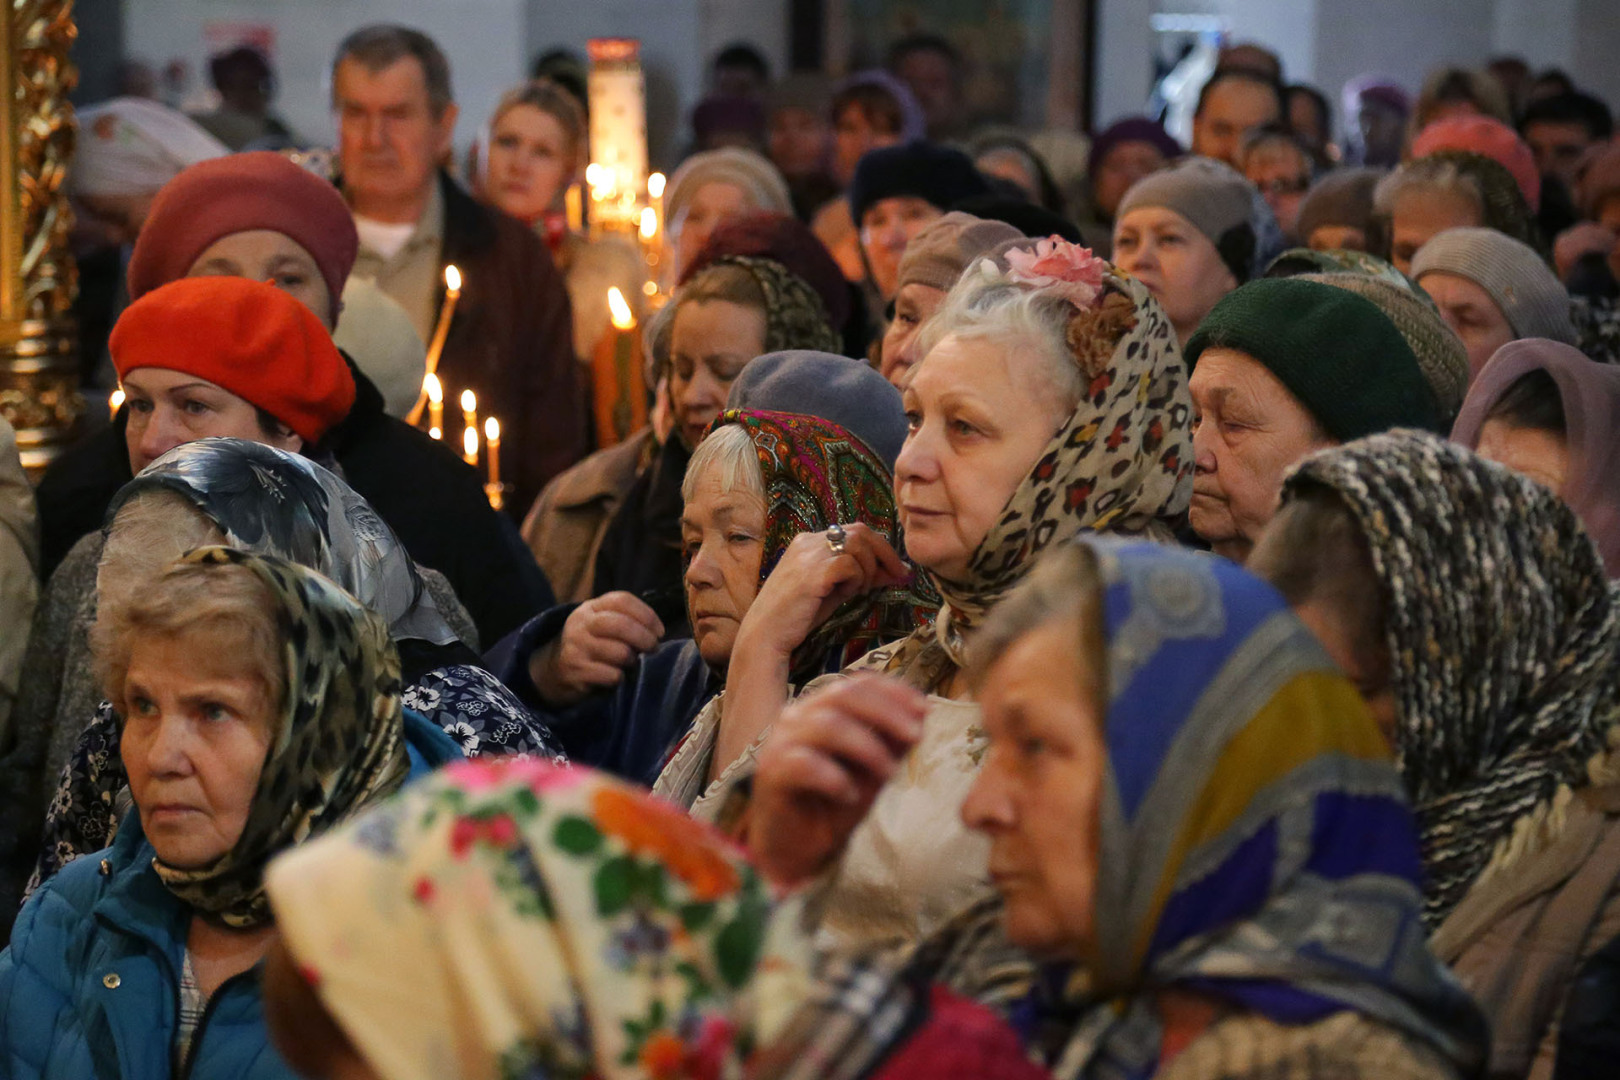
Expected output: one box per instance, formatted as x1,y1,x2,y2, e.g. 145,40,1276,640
150,547,410,927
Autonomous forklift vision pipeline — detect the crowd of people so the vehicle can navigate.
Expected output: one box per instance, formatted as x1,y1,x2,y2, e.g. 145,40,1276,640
2,20,1620,1080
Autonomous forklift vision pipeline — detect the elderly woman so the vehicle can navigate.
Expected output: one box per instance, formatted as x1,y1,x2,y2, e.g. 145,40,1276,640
664,148,795,281
676,239,1194,953
12,439,560,911
1452,339,1620,577
0,548,460,1080
1249,431,1620,1080
1375,150,1541,275
1112,157,1283,346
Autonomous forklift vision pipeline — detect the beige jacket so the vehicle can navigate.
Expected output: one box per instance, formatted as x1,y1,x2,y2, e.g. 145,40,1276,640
0,416,37,751
1430,753,1620,1080
520,432,650,604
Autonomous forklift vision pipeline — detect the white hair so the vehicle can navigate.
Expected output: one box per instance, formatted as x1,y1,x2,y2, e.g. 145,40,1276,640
912,259,1085,420
1373,157,1485,218
681,422,765,502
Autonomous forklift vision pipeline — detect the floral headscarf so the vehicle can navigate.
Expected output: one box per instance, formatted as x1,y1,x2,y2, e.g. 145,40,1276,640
882,241,1195,688
1284,431,1620,925
111,438,459,647
1027,539,1486,1080
266,758,796,1080
702,409,938,683
154,547,410,927
710,255,842,355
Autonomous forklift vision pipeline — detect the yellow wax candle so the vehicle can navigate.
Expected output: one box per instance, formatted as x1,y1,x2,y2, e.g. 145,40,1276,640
462,424,478,467
484,416,501,487
460,388,477,435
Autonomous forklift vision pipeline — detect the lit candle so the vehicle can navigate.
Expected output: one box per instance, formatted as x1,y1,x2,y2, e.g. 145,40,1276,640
425,373,444,435
462,424,479,467
639,206,657,241
564,182,583,233
429,426,442,441
460,388,478,434
407,265,461,426
589,287,648,448
108,387,124,420
483,416,503,510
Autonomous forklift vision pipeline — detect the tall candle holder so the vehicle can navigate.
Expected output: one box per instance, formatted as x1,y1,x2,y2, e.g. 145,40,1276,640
586,38,648,239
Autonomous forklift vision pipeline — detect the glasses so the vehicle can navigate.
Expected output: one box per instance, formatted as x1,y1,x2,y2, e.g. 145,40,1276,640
1254,176,1310,198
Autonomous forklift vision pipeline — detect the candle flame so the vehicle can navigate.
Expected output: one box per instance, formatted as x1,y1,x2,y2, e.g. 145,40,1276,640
648,172,666,198
444,264,461,292
639,207,657,239
607,287,635,330
484,416,500,441
585,163,605,188
460,389,477,412
463,426,478,457
109,388,125,411
424,372,442,403
429,426,442,440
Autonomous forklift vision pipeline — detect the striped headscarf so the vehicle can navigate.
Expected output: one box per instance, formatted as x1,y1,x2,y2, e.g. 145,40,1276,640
1284,431,1620,925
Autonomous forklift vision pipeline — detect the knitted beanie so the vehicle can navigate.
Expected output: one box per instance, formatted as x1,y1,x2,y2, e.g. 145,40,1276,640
895,212,1023,293
1185,277,1442,441
1294,167,1383,246
112,276,356,444
1088,116,1182,175
127,151,359,312
1411,114,1541,212
1115,157,1264,280
1294,272,1469,422
726,350,907,468
665,148,793,229
1410,226,1576,344
847,141,991,224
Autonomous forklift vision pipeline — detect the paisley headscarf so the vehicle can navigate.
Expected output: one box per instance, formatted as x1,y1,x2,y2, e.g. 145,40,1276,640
1021,539,1486,1080
881,256,1194,689
153,547,410,927
111,438,459,647
1283,431,1620,925
709,255,842,355
702,409,938,683
265,758,794,1080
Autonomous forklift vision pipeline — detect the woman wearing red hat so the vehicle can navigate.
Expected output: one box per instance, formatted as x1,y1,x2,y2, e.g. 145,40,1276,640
32,151,553,647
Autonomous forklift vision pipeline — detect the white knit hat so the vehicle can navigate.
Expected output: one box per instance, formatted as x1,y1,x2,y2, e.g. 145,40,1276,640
1410,227,1575,345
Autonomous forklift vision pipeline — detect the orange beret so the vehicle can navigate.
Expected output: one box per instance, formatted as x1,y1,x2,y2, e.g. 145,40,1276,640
111,277,356,444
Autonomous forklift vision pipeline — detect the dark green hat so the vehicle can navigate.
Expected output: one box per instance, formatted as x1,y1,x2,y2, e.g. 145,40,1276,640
1185,278,1443,442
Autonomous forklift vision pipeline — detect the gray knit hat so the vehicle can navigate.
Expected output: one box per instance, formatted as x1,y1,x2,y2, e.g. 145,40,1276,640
1116,157,1272,279
1295,272,1469,422
726,350,907,468
895,211,1023,294
1294,167,1384,247
1410,227,1575,344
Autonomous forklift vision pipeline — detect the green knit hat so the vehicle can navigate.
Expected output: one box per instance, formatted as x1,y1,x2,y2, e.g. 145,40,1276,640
1185,278,1443,441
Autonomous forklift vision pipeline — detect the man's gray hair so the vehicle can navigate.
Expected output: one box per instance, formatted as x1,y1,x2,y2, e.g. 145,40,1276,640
332,24,454,116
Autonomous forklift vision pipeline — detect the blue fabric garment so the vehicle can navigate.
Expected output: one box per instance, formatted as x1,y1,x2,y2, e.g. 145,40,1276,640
486,604,716,786
0,716,459,1080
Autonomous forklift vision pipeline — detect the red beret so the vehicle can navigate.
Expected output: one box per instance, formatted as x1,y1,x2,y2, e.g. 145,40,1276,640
126,151,360,310
111,277,356,444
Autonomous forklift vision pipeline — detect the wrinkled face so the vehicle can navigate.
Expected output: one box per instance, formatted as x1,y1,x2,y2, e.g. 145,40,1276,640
334,57,458,218
1389,187,1482,275
833,104,901,186
1523,120,1596,188
1189,347,1334,562
1417,271,1514,381
880,282,947,387
668,299,768,449
123,368,302,474
121,629,277,870
1191,79,1281,166
673,181,752,278
486,104,575,224
681,464,766,669
860,196,944,300
1475,417,1569,495
768,105,830,177
1244,144,1311,239
895,333,1064,582
187,230,334,328
963,618,1107,959
1093,141,1168,220
1112,206,1238,344
895,49,957,133
1306,224,1369,253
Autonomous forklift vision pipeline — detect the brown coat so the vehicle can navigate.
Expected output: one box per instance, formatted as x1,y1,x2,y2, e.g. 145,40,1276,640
1431,759,1620,1080
520,430,652,604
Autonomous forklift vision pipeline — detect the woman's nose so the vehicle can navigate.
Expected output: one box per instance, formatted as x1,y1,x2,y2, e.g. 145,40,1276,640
961,760,1014,832
1191,422,1219,473
136,411,184,466
894,425,938,484
685,542,720,588
144,714,195,776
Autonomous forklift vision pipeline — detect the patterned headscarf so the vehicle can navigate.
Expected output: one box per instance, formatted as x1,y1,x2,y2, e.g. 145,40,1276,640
709,255,842,356
882,254,1195,689
701,409,938,683
111,438,459,646
1422,149,1541,253
1032,539,1486,1080
153,547,410,927
1284,432,1620,926
265,758,792,1080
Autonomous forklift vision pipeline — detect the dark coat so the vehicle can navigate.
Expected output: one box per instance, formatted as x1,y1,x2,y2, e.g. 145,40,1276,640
433,173,589,514
590,432,692,640
30,360,553,646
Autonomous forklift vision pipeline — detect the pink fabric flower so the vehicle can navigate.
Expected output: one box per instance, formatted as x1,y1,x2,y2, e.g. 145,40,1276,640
1003,237,1107,308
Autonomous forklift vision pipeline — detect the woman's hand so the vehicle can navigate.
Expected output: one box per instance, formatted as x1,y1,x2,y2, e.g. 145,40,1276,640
733,525,911,664
529,592,665,705
1554,222,1618,282
747,673,928,888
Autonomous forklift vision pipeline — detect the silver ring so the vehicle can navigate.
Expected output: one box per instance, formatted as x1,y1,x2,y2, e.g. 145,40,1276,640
825,522,847,555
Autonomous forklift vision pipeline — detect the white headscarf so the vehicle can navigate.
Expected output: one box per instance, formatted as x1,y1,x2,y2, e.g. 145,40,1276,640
72,97,229,197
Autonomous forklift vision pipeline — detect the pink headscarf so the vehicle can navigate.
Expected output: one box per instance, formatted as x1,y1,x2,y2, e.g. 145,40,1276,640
1453,339,1620,576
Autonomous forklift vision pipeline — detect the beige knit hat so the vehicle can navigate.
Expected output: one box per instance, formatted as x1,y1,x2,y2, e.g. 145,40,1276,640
895,211,1023,294
664,148,792,229
1295,271,1470,422
1409,227,1575,345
